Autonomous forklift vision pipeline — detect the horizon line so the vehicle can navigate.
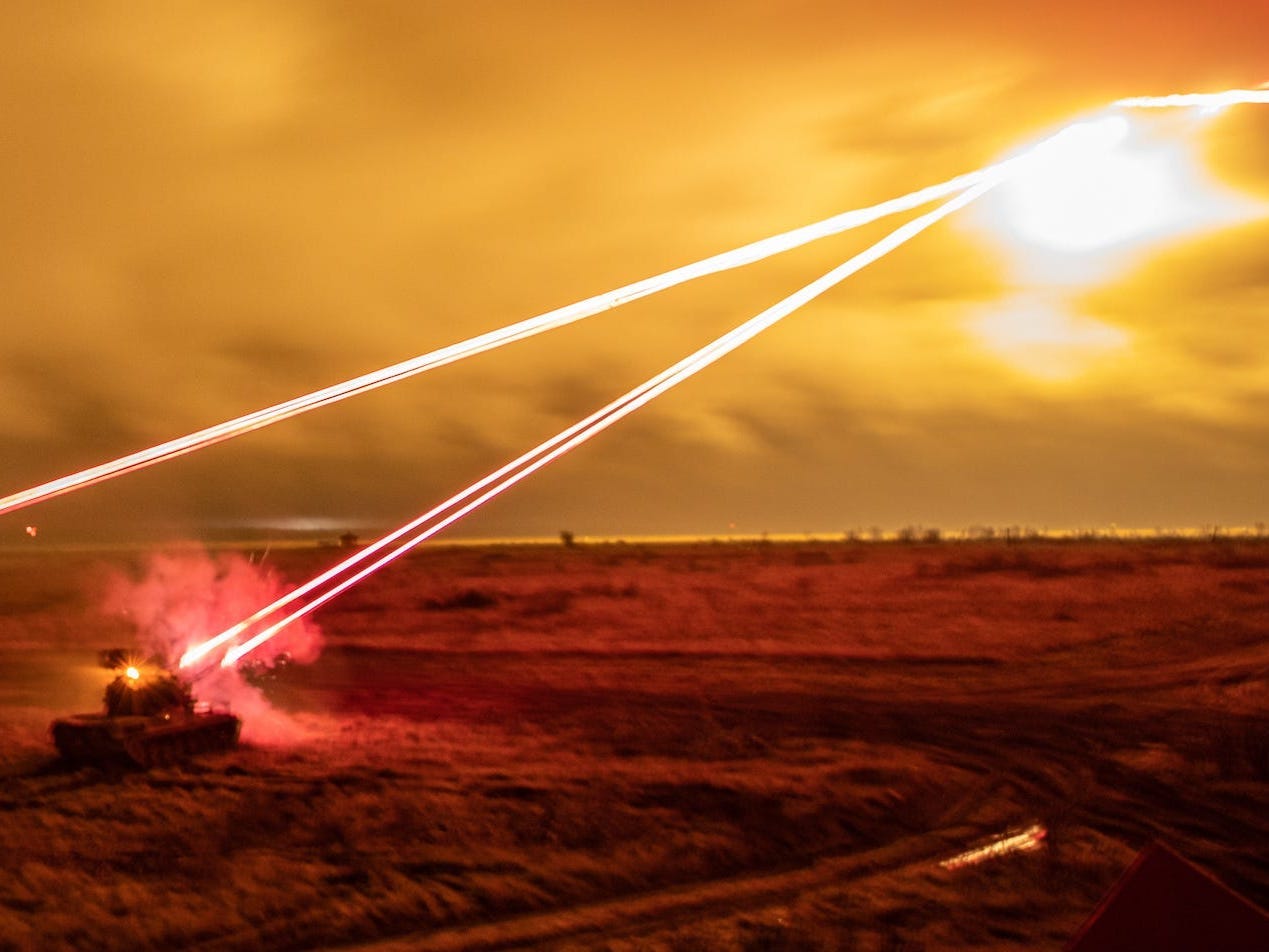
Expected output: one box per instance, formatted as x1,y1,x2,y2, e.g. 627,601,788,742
4,523,1267,555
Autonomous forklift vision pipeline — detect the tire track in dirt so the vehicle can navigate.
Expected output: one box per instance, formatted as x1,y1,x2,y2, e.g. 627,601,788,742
310,827,982,952
852,701,1269,910
273,645,1269,925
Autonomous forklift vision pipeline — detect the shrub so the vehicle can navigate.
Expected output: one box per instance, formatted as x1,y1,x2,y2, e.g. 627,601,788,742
422,589,500,611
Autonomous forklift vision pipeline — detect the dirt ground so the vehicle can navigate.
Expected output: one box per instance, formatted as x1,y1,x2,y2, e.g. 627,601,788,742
0,538,1266,950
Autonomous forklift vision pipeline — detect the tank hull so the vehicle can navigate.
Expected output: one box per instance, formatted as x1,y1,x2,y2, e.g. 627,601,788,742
51,710,241,768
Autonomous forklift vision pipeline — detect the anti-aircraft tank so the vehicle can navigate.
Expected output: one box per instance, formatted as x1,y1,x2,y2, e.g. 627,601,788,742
50,650,240,768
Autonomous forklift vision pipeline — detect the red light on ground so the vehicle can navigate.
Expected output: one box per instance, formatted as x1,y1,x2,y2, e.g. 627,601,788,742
24,526,37,538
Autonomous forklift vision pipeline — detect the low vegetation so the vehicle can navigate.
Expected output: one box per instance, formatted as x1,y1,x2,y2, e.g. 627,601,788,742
0,538,1265,949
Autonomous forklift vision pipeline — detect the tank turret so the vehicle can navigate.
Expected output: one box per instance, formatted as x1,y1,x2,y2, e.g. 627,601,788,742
51,651,240,768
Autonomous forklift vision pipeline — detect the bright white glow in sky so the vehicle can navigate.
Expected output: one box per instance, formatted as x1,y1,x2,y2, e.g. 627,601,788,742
968,298,1130,380
975,113,1262,284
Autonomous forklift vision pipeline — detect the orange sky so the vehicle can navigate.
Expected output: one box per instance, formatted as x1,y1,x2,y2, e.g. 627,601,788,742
2,1,1267,541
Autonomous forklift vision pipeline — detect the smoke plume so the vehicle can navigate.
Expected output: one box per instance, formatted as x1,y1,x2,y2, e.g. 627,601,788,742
102,549,323,743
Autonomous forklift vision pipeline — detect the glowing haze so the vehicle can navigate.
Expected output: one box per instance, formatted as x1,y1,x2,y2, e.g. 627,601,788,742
2,2,1268,541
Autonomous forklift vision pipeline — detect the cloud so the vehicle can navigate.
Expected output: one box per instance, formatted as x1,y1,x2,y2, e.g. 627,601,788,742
2,1,1267,539
1080,220,1269,412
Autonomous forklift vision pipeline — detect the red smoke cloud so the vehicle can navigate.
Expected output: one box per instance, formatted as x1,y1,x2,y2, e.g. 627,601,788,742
102,550,322,743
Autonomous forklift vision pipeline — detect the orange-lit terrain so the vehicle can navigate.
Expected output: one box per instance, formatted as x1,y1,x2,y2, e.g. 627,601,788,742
4,5,1268,950
1,537,1265,949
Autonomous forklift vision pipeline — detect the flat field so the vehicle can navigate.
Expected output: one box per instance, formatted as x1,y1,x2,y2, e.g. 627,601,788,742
0,538,1266,950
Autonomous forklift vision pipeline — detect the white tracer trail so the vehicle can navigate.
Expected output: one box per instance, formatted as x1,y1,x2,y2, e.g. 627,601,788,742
193,113,1139,668
202,114,1139,667
0,164,1002,519
4,89,1263,519
214,178,1001,668
1114,89,1269,110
